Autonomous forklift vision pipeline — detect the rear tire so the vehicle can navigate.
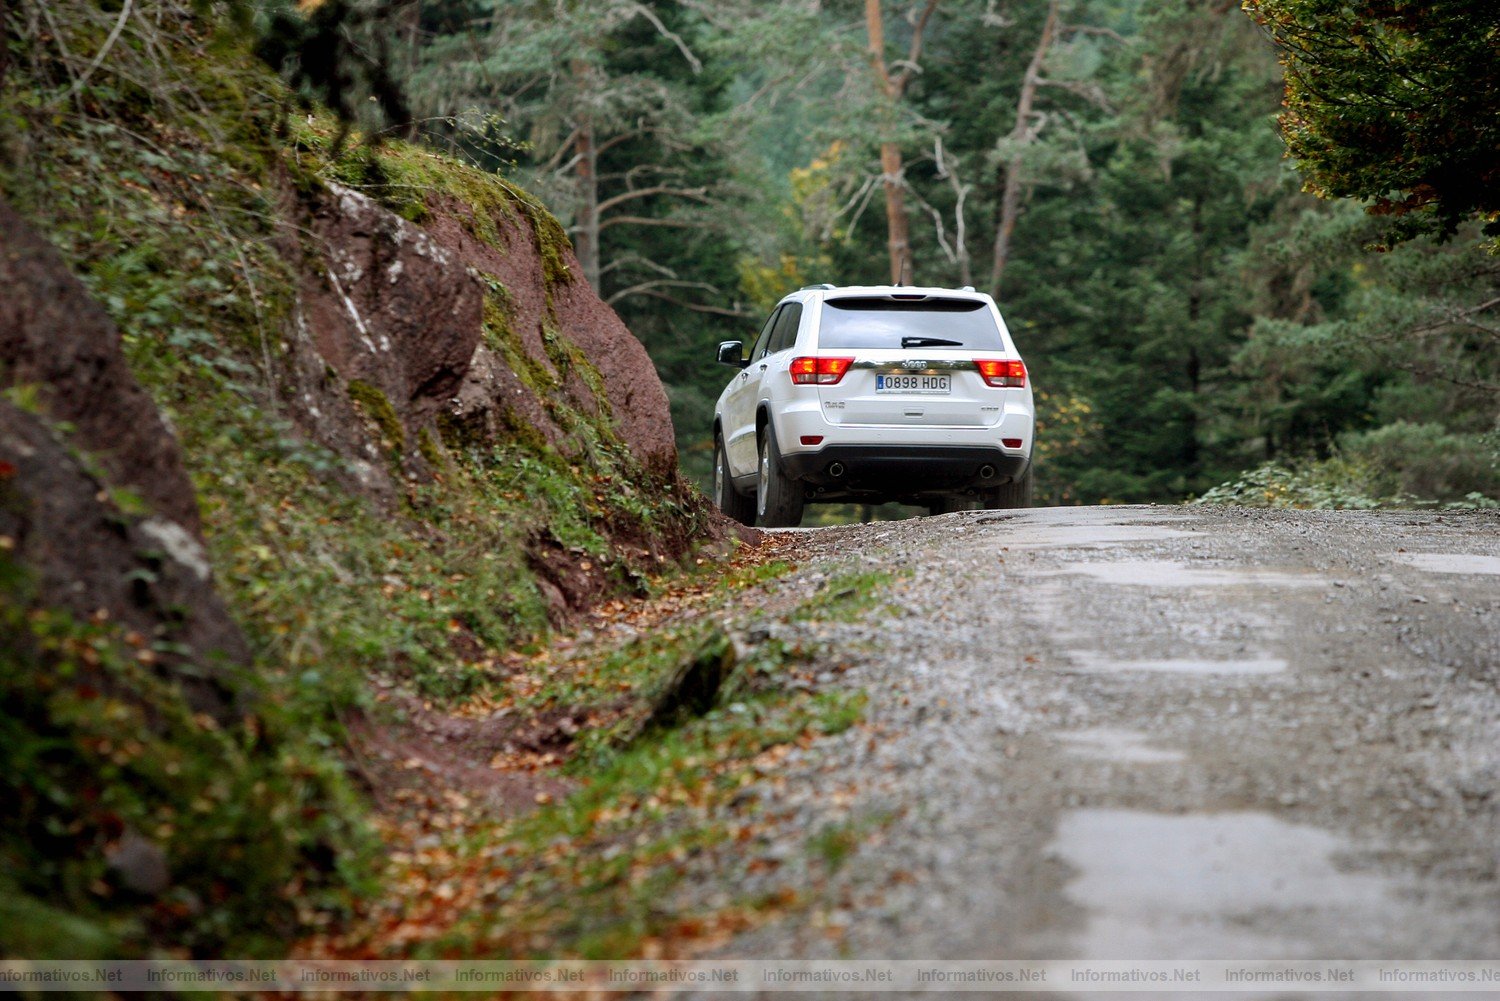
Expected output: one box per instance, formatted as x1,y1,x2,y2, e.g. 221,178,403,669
983,464,1034,510
714,433,756,526
756,427,805,528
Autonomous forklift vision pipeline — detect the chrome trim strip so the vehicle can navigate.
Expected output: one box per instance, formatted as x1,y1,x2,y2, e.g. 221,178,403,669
849,359,977,373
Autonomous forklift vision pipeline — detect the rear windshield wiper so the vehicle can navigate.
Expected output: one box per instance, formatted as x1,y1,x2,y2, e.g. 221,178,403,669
901,336,964,347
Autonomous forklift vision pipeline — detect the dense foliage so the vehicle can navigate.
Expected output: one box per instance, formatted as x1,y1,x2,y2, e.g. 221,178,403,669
1244,0,1500,247
384,0,1494,506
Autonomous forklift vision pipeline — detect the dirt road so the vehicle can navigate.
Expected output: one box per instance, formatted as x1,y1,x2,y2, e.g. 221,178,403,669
683,505,1500,991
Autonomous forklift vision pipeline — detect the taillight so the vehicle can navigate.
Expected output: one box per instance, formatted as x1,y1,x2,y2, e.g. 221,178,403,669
976,358,1027,388
790,356,854,385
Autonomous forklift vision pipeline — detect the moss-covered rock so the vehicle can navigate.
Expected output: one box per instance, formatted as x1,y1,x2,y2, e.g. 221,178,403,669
347,379,405,453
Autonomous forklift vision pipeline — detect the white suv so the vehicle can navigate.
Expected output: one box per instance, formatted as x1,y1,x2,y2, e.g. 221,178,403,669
711,284,1035,527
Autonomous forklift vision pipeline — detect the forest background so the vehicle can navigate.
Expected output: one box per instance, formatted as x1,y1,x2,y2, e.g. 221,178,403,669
286,0,1496,510
0,0,1495,963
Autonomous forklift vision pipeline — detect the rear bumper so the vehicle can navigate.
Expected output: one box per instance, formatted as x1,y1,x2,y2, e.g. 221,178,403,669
780,444,1030,496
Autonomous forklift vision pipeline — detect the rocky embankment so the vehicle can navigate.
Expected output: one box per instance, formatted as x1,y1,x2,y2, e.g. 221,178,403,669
0,10,721,952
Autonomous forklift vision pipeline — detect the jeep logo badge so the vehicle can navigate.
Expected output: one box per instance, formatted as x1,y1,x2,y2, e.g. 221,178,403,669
903,359,926,370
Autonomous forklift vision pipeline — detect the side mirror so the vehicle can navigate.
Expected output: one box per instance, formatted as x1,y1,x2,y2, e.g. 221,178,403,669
716,340,747,368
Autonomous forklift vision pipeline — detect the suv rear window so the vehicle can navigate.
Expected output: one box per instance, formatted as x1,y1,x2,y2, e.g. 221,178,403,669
817,297,1003,350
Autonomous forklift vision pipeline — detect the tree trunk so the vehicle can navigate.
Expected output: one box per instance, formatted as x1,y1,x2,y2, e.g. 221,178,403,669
571,62,601,290
865,0,914,285
878,141,912,284
573,125,600,290
989,0,1059,297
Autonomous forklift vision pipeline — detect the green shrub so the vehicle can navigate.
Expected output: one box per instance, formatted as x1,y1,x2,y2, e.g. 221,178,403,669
1337,422,1499,502
1194,425,1499,510
1192,459,1384,509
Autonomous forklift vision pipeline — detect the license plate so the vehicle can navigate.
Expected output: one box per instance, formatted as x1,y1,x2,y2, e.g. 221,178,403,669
876,373,951,394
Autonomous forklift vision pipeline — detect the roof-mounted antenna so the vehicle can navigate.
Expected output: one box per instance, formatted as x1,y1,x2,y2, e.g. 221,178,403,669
897,254,913,287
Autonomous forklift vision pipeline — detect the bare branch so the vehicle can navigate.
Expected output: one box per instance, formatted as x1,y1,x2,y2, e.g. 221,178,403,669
1403,296,1500,337
733,68,796,115
596,185,713,215
627,2,703,74
609,162,689,184
1062,24,1127,44
910,189,956,266
909,136,973,283
990,0,1060,294
548,150,584,177
606,279,720,306
33,1,83,99
595,124,671,155
600,254,679,279
819,174,879,242
638,290,757,318
49,0,133,109
540,128,582,171
1388,360,1498,394
598,215,713,231
981,0,1013,28
892,0,941,94
841,175,882,243
1035,76,1114,112
1459,295,1500,316
672,0,737,31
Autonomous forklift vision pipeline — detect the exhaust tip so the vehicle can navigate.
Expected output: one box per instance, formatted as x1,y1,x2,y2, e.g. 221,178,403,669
979,464,996,480
827,462,846,478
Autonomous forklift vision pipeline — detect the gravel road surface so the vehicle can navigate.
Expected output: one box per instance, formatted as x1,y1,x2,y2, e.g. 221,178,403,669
683,505,1500,997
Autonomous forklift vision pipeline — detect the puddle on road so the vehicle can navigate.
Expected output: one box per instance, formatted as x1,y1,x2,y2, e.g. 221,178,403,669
1052,809,1432,959
1058,729,1186,764
987,525,1204,550
1392,552,1500,576
1046,560,1321,588
1067,652,1287,676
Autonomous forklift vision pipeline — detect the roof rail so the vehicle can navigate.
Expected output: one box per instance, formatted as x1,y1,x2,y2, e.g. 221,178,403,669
799,283,836,290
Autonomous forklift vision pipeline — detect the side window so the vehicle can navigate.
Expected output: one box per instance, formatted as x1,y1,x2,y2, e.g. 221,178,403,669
748,306,782,363
768,302,803,356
